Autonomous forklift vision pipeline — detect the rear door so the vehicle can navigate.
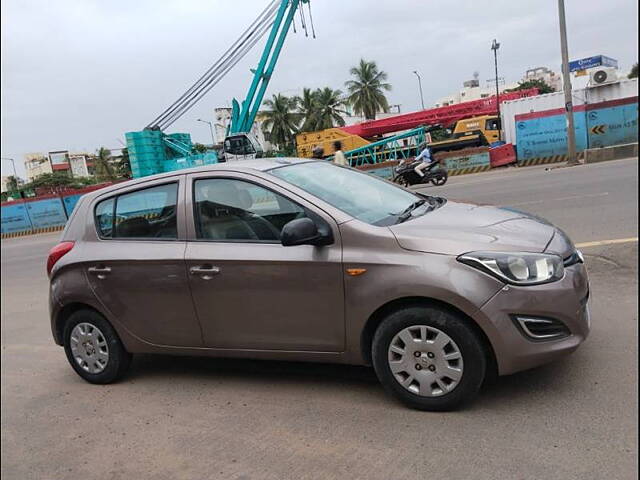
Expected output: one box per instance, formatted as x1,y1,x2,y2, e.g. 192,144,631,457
84,176,203,347
184,171,345,351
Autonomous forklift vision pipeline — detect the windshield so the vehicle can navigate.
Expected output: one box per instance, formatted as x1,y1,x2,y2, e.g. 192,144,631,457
270,162,439,226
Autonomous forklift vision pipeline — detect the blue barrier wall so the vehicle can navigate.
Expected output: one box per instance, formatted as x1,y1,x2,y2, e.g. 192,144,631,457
1,203,34,234
62,194,83,216
25,198,68,229
586,103,638,148
516,97,638,161
516,112,588,160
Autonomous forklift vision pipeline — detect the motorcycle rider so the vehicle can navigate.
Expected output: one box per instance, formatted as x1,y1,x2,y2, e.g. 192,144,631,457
414,143,435,178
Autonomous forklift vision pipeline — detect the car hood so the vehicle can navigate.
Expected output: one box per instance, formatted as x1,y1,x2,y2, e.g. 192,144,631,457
389,200,565,256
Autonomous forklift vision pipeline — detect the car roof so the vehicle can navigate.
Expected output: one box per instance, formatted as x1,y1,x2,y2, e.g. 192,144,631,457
87,157,318,198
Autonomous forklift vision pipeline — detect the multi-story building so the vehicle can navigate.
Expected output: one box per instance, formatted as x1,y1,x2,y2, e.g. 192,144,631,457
24,153,52,181
435,74,518,108
521,67,562,92
24,151,95,181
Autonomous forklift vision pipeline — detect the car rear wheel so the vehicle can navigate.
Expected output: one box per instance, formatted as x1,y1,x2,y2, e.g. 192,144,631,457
372,306,486,411
63,310,132,384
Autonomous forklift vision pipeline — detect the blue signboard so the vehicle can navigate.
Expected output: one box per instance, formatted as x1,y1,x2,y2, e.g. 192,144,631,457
586,103,639,148
569,55,618,72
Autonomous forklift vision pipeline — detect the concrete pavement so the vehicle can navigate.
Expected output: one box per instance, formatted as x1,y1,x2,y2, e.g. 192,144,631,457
1,158,638,479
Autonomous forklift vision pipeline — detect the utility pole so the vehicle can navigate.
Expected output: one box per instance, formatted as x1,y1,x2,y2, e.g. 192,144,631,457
491,39,501,142
413,71,425,110
197,119,216,146
558,0,579,165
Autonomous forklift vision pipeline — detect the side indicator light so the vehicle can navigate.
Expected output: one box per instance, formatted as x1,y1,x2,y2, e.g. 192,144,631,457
346,268,367,277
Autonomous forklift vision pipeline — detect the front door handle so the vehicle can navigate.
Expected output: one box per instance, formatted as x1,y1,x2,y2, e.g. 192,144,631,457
87,266,111,279
190,265,220,280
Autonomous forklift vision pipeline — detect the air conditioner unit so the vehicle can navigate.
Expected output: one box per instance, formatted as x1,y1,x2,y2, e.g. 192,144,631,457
589,67,618,87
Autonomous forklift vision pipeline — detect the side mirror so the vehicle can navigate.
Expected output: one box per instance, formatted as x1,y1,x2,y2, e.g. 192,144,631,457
281,218,331,247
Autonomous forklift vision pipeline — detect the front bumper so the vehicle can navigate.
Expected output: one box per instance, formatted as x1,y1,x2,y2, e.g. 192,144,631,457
476,262,590,376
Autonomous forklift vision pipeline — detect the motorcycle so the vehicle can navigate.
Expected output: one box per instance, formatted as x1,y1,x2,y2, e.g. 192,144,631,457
393,158,448,187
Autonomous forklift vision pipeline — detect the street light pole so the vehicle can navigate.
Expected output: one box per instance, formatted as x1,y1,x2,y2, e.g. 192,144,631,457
413,71,425,110
1,157,18,179
557,0,578,165
197,119,216,145
491,39,502,142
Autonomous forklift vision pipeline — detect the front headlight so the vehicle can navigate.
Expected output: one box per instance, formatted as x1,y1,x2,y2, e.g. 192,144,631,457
457,251,564,285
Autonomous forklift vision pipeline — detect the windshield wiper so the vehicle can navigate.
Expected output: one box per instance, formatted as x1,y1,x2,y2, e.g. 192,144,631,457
395,199,427,223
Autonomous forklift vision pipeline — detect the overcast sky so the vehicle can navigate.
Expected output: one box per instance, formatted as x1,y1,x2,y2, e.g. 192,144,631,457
1,0,638,177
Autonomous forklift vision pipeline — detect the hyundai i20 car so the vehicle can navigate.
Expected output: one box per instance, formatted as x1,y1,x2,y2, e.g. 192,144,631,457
48,159,590,410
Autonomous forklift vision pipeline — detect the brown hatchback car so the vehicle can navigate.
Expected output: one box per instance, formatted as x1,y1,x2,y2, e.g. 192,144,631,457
48,159,590,410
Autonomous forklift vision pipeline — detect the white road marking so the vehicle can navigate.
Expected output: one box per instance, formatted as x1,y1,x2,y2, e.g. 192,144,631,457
575,238,638,248
508,192,609,207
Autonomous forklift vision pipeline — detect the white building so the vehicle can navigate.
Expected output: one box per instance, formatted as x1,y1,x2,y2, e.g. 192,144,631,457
24,153,52,181
522,67,562,92
435,74,518,107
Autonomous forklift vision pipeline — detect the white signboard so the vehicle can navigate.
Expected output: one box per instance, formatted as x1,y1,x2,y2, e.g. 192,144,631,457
69,155,89,177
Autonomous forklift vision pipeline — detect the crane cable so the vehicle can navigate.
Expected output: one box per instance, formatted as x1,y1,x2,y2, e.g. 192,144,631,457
150,0,278,129
157,17,276,130
147,0,280,129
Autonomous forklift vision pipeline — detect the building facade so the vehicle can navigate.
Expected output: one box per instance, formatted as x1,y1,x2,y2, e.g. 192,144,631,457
521,67,562,92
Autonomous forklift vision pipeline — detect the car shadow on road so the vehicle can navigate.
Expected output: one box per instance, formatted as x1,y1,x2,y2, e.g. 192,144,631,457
126,353,576,411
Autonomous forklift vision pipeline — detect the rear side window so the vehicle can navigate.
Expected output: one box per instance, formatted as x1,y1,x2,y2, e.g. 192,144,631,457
95,198,115,238
94,183,178,239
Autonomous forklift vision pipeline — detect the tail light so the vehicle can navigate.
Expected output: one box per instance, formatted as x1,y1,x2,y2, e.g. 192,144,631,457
46,241,75,276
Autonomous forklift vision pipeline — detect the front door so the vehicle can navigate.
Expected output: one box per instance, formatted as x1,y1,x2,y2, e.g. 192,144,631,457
185,173,345,351
85,180,203,348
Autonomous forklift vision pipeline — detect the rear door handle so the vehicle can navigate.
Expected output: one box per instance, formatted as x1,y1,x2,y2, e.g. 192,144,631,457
87,266,111,279
190,265,220,279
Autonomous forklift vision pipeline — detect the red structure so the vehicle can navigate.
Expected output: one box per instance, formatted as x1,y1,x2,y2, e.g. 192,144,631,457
341,88,539,138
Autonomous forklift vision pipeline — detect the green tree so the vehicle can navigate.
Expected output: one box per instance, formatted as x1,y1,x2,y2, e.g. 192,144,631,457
5,175,19,192
94,147,116,182
313,87,347,130
261,94,300,150
193,143,209,153
629,63,638,79
506,78,555,94
345,59,391,120
297,88,320,132
117,147,131,178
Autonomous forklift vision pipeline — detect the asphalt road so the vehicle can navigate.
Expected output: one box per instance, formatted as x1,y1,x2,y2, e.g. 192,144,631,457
1,158,638,480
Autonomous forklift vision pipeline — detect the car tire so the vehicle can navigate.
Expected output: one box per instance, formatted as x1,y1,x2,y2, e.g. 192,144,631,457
63,309,132,384
372,306,486,411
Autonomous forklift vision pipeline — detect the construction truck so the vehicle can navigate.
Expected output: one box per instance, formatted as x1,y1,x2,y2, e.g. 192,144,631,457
427,115,501,154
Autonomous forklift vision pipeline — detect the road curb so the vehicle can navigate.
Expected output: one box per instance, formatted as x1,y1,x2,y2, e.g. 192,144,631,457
1,225,64,239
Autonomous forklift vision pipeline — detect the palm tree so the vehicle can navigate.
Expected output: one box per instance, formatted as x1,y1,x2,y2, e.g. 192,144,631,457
94,147,116,181
345,59,392,120
297,88,320,132
313,87,347,130
262,94,300,150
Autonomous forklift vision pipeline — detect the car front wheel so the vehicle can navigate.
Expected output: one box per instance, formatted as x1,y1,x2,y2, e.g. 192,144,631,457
63,309,132,384
372,306,486,411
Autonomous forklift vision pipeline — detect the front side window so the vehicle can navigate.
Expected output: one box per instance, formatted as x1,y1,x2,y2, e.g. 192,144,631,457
485,118,501,131
194,178,306,241
270,162,438,226
94,183,178,239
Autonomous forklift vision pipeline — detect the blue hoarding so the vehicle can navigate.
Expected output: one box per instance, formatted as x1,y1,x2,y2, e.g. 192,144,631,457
25,198,68,229
586,103,639,148
515,113,588,160
569,55,618,72
1,203,33,234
